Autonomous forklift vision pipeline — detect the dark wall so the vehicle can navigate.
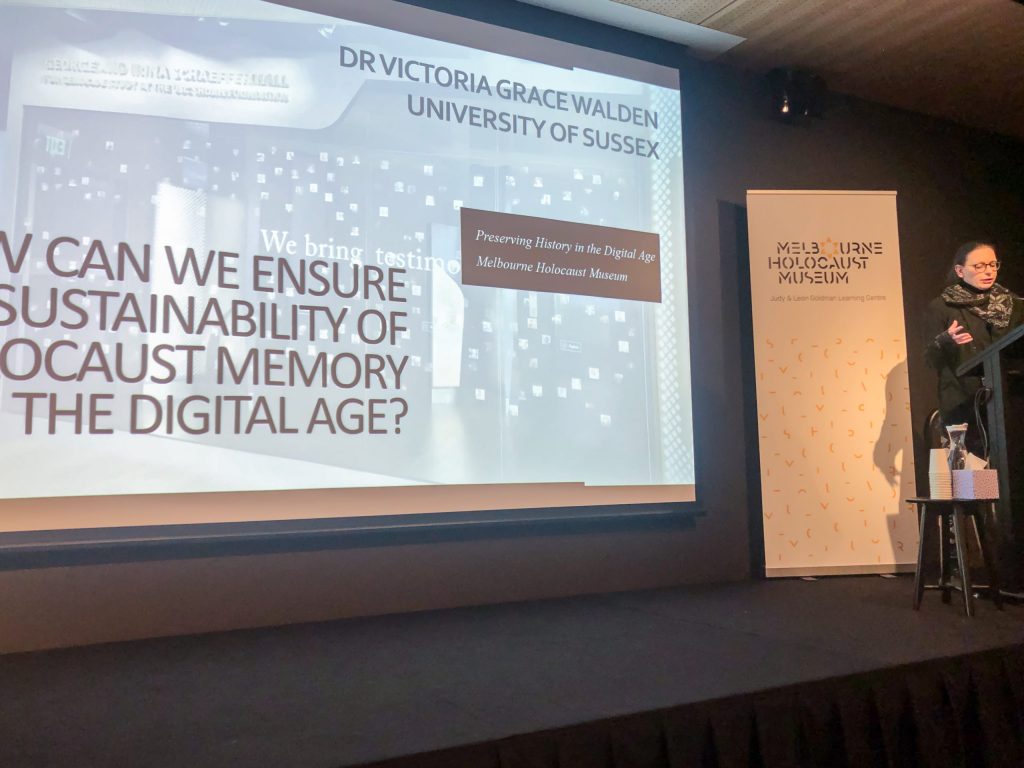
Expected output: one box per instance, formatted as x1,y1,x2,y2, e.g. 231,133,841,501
3,0,1023,652
677,56,1024,504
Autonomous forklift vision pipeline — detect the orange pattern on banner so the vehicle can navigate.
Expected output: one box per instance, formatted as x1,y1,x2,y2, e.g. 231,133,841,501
756,333,917,569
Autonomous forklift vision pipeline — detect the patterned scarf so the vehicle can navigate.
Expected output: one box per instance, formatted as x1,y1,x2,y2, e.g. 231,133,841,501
941,282,1015,328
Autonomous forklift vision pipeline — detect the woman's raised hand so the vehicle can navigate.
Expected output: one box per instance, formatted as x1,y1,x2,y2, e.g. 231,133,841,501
947,319,973,345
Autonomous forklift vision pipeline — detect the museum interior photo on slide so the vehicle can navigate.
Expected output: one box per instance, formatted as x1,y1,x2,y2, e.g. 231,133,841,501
1,0,1023,766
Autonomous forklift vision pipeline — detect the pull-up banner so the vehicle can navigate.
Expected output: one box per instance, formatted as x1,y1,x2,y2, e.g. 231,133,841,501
746,191,918,575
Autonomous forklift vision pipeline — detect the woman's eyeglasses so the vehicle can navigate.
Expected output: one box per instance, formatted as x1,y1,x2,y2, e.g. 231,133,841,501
966,261,1001,272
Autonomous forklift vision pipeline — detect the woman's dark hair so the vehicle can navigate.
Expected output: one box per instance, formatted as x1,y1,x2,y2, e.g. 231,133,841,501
948,240,997,282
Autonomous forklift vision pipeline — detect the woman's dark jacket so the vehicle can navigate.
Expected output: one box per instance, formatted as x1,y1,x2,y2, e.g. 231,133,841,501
924,282,1024,421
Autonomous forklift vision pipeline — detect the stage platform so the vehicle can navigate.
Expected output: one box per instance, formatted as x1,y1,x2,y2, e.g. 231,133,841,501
1,576,1022,767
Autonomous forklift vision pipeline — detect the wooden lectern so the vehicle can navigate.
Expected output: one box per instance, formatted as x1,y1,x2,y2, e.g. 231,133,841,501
956,322,1024,593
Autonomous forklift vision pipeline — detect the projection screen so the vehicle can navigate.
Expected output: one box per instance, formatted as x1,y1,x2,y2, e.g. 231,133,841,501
0,0,694,533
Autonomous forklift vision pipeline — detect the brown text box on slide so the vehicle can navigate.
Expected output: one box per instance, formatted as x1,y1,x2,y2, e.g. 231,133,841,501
460,208,661,302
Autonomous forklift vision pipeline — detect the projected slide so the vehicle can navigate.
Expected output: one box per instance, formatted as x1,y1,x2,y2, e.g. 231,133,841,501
0,0,693,512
